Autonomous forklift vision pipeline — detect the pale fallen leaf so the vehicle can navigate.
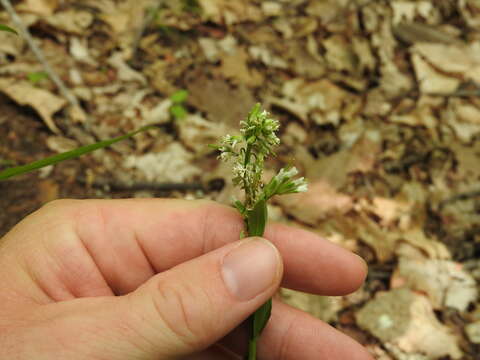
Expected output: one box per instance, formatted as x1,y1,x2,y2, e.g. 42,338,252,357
198,0,261,25
444,98,480,142
37,179,59,204
392,257,477,311
281,78,353,126
108,52,147,84
123,143,200,183
198,37,220,62
356,288,463,359
197,0,225,22
69,37,97,66
414,42,480,83
411,53,460,94
44,10,94,34
142,99,172,126
249,45,288,69
391,1,438,24
398,228,451,260
219,47,263,86
177,114,229,154
280,288,342,323
465,321,480,344
324,34,357,73
459,0,480,28
0,79,65,133
187,76,255,128
389,100,438,131
356,214,400,262
17,0,59,16
0,27,23,56
261,1,282,17
394,22,463,45
275,180,353,225
46,136,79,153
359,197,410,228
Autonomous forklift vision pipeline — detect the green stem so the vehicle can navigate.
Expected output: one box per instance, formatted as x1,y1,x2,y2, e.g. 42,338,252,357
248,338,257,360
243,143,253,207
245,201,271,360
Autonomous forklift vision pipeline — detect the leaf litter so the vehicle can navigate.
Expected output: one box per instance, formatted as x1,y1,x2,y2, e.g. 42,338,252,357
1,0,480,358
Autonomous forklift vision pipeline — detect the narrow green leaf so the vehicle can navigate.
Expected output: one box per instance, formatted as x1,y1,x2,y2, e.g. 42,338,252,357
170,89,189,103
27,71,49,84
170,104,187,119
0,24,17,35
253,298,272,338
0,126,154,181
233,200,247,216
246,199,267,237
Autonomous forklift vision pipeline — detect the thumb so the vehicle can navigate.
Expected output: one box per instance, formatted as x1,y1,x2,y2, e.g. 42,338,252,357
102,237,282,359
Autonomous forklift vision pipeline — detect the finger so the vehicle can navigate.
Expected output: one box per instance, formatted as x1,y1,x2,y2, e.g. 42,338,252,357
39,237,283,359
220,299,374,360
186,344,241,359
2,199,365,301
265,223,368,295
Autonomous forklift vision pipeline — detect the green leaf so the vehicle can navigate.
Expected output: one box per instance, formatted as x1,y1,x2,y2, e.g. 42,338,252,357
170,89,189,103
253,298,272,338
0,24,18,35
27,71,49,84
246,199,267,237
181,0,201,13
0,126,154,181
170,104,187,119
233,200,247,216
246,298,272,360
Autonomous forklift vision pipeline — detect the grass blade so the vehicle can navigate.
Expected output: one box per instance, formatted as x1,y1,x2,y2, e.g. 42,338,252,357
0,24,18,34
0,126,154,180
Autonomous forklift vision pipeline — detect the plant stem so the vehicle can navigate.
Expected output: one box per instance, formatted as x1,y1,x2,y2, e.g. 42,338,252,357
243,143,253,207
248,338,257,360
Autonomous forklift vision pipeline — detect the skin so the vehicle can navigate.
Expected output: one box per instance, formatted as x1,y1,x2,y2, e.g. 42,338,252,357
0,199,374,359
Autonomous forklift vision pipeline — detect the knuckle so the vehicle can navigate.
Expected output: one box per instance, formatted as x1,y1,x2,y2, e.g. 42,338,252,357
276,313,300,360
149,276,211,351
39,199,80,216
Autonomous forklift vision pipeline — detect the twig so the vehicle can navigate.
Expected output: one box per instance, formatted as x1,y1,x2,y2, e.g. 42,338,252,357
0,0,80,110
130,0,165,61
77,176,206,192
439,189,480,209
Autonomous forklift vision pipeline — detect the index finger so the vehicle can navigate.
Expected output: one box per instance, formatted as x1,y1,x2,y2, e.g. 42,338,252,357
4,199,366,297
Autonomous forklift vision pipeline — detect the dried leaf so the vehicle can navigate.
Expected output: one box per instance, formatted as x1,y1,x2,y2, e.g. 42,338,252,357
0,79,65,133
275,180,353,225
123,143,201,183
392,258,478,311
356,288,463,359
18,0,59,16
411,53,460,94
44,10,94,34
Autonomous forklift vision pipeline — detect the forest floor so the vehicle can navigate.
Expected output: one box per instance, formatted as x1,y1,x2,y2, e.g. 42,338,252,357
1,0,480,359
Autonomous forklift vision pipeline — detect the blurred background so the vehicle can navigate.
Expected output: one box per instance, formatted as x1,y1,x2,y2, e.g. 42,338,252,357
0,0,479,358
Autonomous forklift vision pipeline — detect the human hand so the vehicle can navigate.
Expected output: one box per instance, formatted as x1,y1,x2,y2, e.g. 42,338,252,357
0,199,373,359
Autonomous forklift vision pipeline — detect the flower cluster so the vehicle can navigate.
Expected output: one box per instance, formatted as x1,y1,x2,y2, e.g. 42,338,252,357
216,103,307,210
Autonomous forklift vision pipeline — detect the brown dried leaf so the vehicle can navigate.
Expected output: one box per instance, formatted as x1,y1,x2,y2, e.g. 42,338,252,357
356,288,463,359
275,180,353,225
0,79,65,133
392,257,478,311
18,0,59,16
123,143,201,183
187,76,255,128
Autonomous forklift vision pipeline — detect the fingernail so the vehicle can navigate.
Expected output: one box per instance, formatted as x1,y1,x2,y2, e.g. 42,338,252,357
221,238,280,301
354,254,368,271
